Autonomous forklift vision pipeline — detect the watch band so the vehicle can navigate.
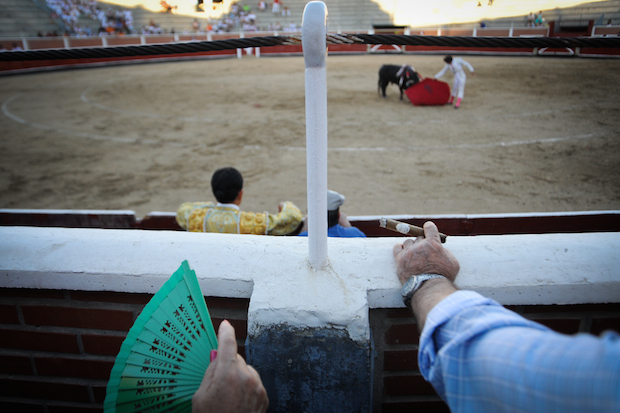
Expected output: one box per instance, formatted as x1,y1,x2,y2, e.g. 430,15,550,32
401,274,445,307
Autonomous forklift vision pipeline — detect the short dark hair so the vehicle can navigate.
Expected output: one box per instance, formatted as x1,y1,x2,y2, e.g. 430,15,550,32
328,209,339,228
444,55,453,63
211,167,243,203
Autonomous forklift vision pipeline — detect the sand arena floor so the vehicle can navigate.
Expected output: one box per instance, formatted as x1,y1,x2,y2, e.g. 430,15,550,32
0,54,619,219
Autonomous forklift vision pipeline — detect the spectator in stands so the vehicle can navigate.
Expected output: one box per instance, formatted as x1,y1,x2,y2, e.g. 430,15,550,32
192,221,620,413
231,2,239,15
535,10,545,27
272,22,282,31
176,167,303,235
143,18,163,35
272,0,281,14
258,0,266,12
434,55,474,109
298,190,366,238
193,18,201,32
527,12,535,27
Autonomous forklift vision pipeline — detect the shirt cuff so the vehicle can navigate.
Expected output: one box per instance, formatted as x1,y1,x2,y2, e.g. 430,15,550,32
418,290,499,376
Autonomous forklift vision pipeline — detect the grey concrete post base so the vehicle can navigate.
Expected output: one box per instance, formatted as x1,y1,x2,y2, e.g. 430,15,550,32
247,325,373,413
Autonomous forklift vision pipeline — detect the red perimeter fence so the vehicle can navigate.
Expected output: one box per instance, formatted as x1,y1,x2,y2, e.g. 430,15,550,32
1,209,619,237
1,24,619,74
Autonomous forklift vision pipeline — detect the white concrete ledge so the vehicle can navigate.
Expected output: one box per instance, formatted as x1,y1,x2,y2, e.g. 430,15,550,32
1,227,619,342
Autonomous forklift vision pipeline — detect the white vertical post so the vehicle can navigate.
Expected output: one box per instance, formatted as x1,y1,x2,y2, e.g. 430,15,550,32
237,32,244,59
302,1,328,269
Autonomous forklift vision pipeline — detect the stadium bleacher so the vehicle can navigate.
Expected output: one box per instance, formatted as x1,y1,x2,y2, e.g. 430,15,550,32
0,0,62,38
0,0,619,39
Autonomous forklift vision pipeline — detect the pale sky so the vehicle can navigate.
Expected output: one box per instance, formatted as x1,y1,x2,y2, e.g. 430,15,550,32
99,0,601,26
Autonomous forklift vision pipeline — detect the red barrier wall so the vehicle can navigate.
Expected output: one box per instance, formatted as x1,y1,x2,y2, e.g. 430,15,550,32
0,287,249,412
371,303,620,412
1,286,617,412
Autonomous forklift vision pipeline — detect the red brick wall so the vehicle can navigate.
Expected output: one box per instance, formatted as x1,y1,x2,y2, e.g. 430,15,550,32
0,288,249,412
370,303,620,413
2,286,618,412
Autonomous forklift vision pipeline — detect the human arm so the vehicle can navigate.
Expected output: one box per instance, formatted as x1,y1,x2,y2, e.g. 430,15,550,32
192,320,269,413
266,201,303,235
338,211,351,227
393,222,620,412
392,221,459,330
434,64,448,79
419,292,620,412
462,59,474,73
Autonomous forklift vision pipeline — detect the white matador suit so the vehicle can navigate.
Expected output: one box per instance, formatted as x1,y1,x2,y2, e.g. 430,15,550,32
435,57,474,105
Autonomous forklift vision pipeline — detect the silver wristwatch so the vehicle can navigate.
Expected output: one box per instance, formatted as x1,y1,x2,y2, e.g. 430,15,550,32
402,274,445,306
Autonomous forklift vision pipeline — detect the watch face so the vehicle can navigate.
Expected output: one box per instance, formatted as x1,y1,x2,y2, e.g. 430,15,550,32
402,275,444,304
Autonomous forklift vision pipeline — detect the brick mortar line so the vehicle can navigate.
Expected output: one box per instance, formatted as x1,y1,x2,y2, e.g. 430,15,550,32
0,373,108,385
0,323,130,335
383,345,420,352
76,332,85,354
15,303,25,325
382,394,445,403
0,296,149,310
383,371,424,377
0,396,103,409
0,348,116,361
208,308,249,319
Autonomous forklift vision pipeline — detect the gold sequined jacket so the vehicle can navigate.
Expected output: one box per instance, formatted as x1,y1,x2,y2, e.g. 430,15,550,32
176,201,303,235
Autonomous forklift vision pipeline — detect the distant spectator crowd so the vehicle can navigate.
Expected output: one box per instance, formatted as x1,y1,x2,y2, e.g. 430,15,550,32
44,0,133,36
206,1,297,33
38,0,299,37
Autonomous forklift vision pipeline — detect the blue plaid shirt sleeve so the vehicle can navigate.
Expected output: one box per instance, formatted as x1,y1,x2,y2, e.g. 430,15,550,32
418,290,620,413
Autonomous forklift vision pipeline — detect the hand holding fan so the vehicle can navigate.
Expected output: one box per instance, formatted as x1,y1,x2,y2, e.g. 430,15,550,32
104,260,217,412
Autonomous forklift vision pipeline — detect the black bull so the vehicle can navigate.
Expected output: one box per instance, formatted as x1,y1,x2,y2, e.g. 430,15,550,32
378,64,421,100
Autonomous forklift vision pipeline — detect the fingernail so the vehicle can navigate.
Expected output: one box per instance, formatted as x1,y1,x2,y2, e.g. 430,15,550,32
210,350,218,362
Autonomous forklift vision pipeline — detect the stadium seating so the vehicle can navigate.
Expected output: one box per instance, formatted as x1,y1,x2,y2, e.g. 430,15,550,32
128,4,202,34
0,0,62,38
1,0,619,39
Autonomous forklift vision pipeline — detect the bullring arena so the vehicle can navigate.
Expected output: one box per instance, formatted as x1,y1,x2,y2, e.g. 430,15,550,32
1,53,619,219
1,2,620,412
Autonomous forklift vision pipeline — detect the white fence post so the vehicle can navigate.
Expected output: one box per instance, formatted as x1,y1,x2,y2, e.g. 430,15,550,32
302,1,329,270
237,32,244,59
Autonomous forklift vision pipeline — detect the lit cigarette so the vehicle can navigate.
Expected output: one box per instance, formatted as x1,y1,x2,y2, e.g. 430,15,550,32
379,218,447,243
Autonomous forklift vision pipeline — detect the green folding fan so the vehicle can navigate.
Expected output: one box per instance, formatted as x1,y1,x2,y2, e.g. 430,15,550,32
104,260,218,413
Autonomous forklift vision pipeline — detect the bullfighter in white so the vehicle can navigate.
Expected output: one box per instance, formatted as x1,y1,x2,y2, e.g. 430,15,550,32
434,55,475,109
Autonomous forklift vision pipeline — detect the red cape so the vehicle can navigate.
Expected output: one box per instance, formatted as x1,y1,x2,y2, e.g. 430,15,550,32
405,78,451,106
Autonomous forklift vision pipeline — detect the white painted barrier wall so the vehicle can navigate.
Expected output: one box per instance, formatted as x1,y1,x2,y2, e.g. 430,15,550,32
1,226,619,343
